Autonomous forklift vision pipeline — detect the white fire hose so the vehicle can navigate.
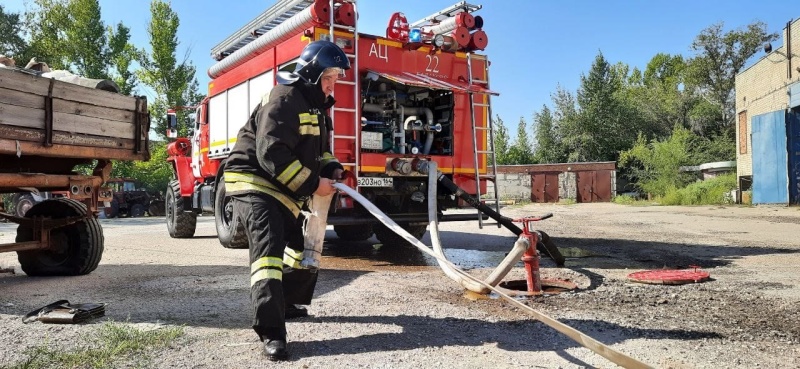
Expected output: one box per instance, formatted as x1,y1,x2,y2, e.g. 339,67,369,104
328,162,653,369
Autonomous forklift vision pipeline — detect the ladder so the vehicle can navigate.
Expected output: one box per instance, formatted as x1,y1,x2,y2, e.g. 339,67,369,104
466,52,500,228
210,0,315,60
409,1,482,28
327,0,360,176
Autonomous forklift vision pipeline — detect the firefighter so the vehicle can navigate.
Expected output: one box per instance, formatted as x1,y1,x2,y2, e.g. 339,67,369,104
223,40,350,360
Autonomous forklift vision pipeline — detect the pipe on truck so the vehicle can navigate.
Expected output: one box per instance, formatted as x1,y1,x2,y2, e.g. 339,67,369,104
208,0,330,78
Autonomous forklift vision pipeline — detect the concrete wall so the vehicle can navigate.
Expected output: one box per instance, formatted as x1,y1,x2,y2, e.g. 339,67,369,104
558,172,577,201
487,172,530,201
736,18,800,178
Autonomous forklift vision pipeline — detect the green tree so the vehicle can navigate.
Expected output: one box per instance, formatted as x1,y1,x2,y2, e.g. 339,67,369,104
492,115,511,164
107,22,139,95
562,52,634,162
66,0,106,78
21,0,137,84
506,117,533,164
138,0,203,140
22,0,71,70
532,105,563,163
624,53,691,140
685,21,778,135
0,5,26,58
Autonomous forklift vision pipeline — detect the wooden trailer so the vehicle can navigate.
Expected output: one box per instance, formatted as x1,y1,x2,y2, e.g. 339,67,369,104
0,67,150,276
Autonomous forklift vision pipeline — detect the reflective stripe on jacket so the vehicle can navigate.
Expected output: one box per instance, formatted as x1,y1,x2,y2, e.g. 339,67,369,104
224,171,305,218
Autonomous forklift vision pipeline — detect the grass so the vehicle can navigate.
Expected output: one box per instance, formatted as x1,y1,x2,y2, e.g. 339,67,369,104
7,321,184,369
612,194,639,205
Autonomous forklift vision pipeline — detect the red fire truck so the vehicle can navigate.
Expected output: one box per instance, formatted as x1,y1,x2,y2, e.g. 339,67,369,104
166,0,500,248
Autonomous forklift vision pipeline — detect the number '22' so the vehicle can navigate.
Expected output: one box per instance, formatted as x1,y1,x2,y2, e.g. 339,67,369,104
426,55,439,73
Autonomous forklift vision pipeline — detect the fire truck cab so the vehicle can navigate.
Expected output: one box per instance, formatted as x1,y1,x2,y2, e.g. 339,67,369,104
166,0,500,248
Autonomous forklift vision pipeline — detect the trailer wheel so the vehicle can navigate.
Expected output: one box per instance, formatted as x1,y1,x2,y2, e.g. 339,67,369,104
374,223,427,247
334,225,374,241
166,180,196,238
16,198,103,276
104,198,119,218
13,193,35,217
214,178,248,249
130,204,146,218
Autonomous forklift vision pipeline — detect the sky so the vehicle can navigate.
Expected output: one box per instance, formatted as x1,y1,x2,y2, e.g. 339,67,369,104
4,0,797,127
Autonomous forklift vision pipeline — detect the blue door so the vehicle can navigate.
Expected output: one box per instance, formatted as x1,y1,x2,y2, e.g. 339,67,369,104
788,110,800,204
751,111,788,204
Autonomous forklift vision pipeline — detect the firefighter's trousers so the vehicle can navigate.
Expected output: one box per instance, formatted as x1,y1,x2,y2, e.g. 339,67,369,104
233,192,319,341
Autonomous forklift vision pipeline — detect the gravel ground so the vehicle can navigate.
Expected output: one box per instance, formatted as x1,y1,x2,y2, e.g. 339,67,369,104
0,202,799,368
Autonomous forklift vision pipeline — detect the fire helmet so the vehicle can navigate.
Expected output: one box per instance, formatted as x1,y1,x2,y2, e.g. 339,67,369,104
277,40,351,85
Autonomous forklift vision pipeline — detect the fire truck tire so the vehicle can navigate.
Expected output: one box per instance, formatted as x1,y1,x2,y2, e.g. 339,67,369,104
333,225,374,241
374,223,427,247
167,180,196,238
104,198,119,219
214,179,248,249
130,204,146,218
16,198,103,276
13,193,35,217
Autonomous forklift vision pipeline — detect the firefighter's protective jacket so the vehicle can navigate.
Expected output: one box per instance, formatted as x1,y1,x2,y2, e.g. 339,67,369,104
224,81,342,217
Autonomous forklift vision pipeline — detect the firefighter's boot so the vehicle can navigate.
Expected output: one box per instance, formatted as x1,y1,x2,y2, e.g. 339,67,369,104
285,304,309,319
263,339,288,361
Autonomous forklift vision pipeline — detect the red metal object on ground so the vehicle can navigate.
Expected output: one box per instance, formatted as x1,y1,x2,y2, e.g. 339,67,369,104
627,266,711,285
514,215,553,293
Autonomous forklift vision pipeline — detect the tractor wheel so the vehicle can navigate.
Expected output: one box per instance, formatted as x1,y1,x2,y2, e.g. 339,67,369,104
104,198,119,219
130,204,146,218
373,222,427,247
334,224,374,242
16,198,103,276
214,178,248,249
13,193,36,217
148,200,165,217
166,180,196,238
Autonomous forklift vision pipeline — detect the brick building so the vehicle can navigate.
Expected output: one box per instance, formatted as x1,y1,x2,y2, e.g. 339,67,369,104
735,17,800,204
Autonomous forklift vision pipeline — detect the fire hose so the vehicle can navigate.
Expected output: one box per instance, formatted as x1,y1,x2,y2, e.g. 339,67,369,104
329,162,653,369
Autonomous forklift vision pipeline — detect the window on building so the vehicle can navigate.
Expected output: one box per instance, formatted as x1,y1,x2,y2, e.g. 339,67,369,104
738,111,748,154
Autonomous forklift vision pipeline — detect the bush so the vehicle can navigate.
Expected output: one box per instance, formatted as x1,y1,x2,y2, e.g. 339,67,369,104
618,127,696,198
658,173,737,205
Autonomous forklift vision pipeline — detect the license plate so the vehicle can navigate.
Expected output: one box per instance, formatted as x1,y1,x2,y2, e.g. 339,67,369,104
357,177,393,187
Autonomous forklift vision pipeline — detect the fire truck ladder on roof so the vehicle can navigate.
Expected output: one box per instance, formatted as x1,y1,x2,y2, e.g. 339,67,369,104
409,1,482,28
210,0,315,60
327,0,360,175
467,52,500,228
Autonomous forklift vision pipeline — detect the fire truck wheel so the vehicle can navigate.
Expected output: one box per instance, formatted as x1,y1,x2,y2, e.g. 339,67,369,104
166,180,197,238
13,193,35,217
104,198,119,219
334,225,374,241
16,198,103,276
214,179,248,249
130,204,146,218
373,223,427,247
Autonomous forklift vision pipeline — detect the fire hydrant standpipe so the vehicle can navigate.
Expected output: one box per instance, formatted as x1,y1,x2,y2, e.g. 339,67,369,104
434,174,565,267
332,164,654,369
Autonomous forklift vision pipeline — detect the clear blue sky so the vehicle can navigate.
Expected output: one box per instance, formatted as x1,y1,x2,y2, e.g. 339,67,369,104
5,0,796,127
